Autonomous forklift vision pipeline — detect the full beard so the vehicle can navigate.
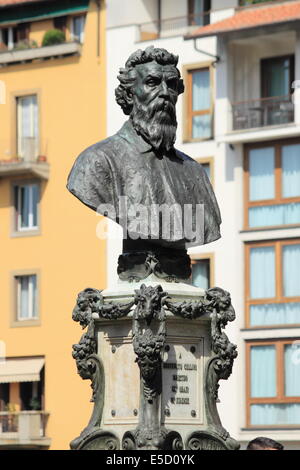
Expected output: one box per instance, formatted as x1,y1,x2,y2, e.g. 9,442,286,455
130,97,177,152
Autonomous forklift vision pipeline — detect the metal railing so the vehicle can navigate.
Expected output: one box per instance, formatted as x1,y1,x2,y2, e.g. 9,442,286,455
239,0,281,6
0,411,49,438
18,137,39,161
138,12,210,41
231,95,294,131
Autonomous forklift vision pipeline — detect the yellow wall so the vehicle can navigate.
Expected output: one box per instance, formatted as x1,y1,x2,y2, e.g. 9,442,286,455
0,1,106,450
29,19,54,45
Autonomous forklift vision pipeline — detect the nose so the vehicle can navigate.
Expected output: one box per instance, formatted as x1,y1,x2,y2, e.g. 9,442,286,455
159,80,169,99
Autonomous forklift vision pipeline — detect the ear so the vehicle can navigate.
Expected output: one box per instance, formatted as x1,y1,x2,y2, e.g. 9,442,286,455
178,79,184,96
126,88,133,106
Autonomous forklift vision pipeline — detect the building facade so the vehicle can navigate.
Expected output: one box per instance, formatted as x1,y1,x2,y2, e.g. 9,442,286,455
106,0,300,449
0,0,106,449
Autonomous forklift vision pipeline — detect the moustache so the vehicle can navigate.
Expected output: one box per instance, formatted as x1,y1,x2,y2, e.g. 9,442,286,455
149,97,175,114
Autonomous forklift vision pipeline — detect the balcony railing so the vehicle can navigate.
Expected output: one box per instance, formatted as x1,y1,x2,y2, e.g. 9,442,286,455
18,137,39,162
0,411,50,443
0,137,49,179
138,12,210,41
231,95,294,131
0,41,81,66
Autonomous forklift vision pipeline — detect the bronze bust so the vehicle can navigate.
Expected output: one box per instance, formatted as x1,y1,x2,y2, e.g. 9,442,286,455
67,47,221,280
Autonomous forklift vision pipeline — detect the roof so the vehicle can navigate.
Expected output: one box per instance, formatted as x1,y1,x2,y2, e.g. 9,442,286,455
185,1,300,39
0,0,44,6
0,357,44,383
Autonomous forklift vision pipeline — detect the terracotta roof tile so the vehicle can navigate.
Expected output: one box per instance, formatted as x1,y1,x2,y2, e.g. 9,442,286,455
186,1,300,38
0,0,45,6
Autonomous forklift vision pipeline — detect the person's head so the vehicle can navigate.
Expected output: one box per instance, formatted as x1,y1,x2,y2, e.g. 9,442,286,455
115,46,184,151
247,437,284,450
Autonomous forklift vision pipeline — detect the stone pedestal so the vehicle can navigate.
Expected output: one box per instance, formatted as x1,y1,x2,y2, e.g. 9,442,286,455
70,276,239,451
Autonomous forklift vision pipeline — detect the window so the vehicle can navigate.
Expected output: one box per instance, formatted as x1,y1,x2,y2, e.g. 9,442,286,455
259,56,295,126
244,141,300,228
15,274,37,321
246,340,300,427
191,255,213,289
17,95,38,161
13,183,39,232
261,56,294,99
0,360,44,414
185,65,213,141
196,157,214,185
0,383,9,411
245,240,300,327
71,15,85,43
0,24,29,50
202,162,210,180
188,0,211,26
53,16,67,32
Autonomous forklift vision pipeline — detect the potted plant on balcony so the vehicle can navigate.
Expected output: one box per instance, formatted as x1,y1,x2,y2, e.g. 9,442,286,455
14,39,38,51
42,29,66,47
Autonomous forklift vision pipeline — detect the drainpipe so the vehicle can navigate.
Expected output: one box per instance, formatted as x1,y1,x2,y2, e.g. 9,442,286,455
193,38,220,67
158,0,161,38
95,0,101,57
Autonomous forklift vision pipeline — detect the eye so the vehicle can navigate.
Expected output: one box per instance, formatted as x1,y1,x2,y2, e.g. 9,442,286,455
146,77,160,87
167,78,178,90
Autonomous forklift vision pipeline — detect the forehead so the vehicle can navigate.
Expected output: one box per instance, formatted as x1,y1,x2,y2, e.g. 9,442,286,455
134,61,178,79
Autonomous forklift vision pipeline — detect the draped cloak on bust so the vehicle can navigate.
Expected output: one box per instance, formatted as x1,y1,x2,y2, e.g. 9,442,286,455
67,120,221,249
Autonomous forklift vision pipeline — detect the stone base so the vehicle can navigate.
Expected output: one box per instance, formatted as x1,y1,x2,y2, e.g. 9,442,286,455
70,275,239,450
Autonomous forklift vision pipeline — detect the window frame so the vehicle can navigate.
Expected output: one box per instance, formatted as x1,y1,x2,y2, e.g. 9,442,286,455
11,269,40,328
70,14,86,44
244,138,300,230
188,0,211,26
261,55,295,99
11,89,41,161
245,239,300,329
190,252,214,289
195,156,214,187
246,339,300,429
182,62,214,143
11,178,41,237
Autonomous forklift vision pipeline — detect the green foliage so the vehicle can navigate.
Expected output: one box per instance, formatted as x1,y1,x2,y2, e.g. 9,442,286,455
14,39,38,51
240,0,274,5
42,29,65,47
29,397,41,411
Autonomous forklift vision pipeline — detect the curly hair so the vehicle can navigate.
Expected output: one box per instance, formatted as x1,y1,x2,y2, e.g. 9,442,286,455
115,46,184,115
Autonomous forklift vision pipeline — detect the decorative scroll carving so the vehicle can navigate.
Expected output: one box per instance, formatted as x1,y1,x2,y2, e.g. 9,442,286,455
70,287,128,450
72,287,134,323
186,431,228,450
122,429,183,451
203,288,239,449
164,298,206,319
132,284,167,402
72,288,103,328
204,287,237,390
118,250,191,282
75,430,120,450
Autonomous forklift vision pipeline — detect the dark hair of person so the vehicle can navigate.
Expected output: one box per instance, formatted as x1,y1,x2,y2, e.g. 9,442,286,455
247,437,284,450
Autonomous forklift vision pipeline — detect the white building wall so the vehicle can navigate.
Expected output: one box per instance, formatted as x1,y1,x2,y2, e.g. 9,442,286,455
106,0,158,28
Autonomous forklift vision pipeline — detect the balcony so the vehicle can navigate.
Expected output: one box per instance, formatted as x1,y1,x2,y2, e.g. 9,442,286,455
138,12,210,41
231,95,294,131
0,138,49,179
0,412,50,449
0,41,81,67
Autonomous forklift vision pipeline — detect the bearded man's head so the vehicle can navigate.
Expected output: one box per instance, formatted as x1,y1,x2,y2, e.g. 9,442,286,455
115,46,184,152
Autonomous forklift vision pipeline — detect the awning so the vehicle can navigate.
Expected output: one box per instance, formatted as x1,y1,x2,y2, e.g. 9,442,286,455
0,0,89,26
0,357,44,383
